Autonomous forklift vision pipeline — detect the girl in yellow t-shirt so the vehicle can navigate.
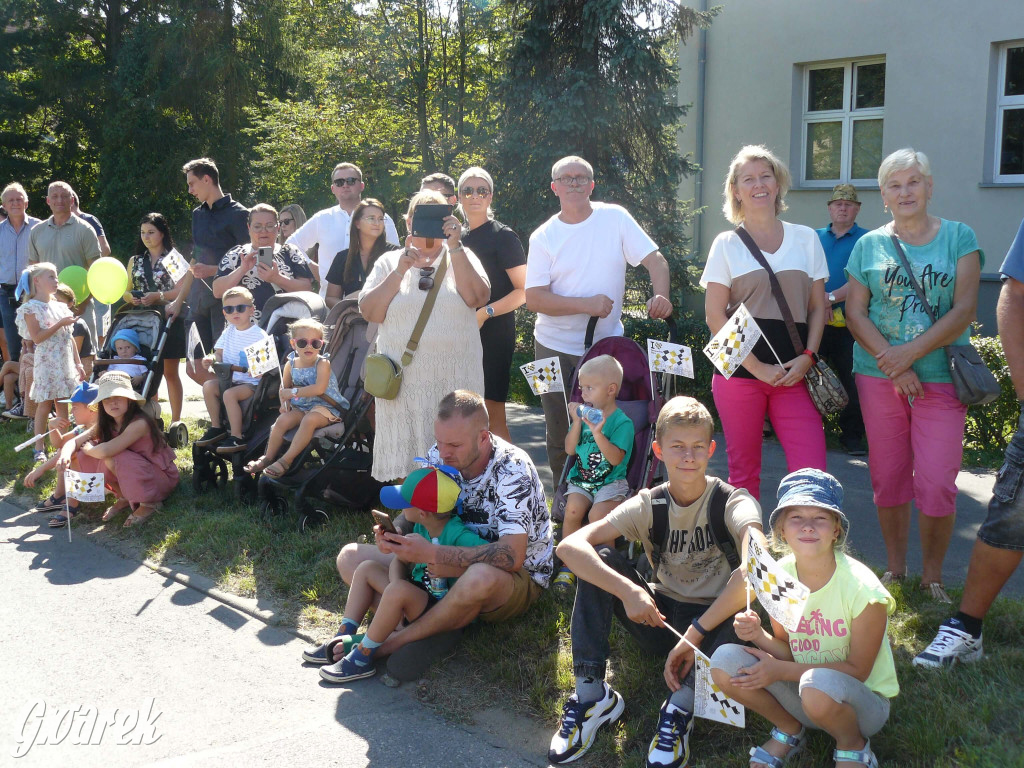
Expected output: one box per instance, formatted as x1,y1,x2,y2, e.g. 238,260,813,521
710,469,897,768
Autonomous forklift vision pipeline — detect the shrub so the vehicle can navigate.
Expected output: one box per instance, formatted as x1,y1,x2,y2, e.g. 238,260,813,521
965,333,1019,454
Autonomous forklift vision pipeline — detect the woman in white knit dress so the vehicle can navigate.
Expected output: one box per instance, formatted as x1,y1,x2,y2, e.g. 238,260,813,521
359,190,491,481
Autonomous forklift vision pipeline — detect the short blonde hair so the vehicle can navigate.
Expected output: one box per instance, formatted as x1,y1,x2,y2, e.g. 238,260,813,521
223,286,253,304
877,148,932,189
288,318,325,338
247,203,278,225
722,145,791,225
578,354,623,387
406,189,447,218
655,396,714,442
551,156,594,181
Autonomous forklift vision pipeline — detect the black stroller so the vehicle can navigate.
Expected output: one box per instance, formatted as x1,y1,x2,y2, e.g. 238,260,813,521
91,306,189,448
256,298,379,532
191,291,326,500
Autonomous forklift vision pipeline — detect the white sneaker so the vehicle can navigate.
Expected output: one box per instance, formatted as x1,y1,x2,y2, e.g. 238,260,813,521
548,682,625,764
913,621,983,669
647,699,693,768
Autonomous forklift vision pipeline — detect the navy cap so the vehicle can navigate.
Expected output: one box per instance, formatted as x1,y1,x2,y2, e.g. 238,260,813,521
769,468,849,544
58,381,99,405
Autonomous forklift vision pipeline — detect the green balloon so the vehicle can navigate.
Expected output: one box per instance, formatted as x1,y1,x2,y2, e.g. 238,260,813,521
87,257,130,304
58,265,90,303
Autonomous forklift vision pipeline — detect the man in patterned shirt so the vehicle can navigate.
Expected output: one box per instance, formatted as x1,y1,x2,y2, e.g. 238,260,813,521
320,389,552,680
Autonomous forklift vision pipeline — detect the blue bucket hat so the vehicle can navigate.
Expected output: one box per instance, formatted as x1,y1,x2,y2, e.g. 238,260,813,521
769,468,849,544
110,328,142,353
58,381,99,405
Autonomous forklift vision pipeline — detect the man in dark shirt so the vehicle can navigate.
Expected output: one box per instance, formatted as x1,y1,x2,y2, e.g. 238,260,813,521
168,158,249,385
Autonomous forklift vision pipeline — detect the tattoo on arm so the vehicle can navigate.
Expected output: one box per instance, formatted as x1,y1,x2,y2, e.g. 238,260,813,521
437,542,516,572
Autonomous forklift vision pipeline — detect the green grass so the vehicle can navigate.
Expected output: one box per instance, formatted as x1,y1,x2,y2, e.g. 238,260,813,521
4,415,1024,766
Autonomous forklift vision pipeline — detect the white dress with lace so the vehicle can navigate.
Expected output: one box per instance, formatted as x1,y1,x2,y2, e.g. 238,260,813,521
360,247,488,481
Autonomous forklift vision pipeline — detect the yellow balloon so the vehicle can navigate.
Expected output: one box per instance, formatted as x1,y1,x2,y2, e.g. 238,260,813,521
86,257,130,304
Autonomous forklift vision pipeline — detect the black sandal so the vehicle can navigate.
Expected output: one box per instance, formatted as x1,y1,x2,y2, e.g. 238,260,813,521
48,504,80,529
31,495,67,514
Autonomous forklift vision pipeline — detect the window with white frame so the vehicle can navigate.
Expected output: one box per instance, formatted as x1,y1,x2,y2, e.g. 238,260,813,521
801,59,885,186
996,42,1024,182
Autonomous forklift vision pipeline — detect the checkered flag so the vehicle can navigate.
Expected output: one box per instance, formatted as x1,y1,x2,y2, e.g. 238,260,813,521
746,529,810,632
243,335,279,378
702,303,763,379
65,470,106,502
159,248,190,283
648,339,694,378
693,648,745,727
519,357,564,396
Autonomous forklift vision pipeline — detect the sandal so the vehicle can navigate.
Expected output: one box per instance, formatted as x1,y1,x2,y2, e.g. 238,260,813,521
834,739,879,767
920,582,952,603
244,456,270,474
48,504,79,529
880,571,906,586
749,726,806,768
31,494,66,514
263,458,292,478
123,503,160,528
102,499,132,522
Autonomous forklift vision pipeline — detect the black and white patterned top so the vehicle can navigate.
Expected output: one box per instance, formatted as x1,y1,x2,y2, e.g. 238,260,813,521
426,435,552,587
129,251,177,293
216,242,312,321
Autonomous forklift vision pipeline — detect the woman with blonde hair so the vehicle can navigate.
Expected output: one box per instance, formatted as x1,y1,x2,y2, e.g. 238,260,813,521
700,145,828,501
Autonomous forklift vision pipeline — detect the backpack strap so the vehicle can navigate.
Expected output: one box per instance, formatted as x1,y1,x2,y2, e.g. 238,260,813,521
708,479,741,571
647,482,672,585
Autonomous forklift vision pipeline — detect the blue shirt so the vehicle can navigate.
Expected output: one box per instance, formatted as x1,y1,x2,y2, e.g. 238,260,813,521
999,217,1024,282
816,222,868,304
0,216,42,285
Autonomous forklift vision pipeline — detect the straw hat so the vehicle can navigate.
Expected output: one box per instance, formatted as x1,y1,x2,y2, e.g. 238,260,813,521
89,371,146,411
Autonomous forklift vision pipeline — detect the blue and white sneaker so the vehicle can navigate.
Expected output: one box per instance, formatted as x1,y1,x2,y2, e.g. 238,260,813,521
646,699,693,768
319,654,377,684
548,682,625,764
913,620,983,669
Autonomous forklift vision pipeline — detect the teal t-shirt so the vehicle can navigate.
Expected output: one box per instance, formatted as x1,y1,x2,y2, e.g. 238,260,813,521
411,515,488,591
845,219,984,383
567,407,634,494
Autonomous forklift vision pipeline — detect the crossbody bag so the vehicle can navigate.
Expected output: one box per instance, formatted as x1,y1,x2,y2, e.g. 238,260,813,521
888,234,999,406
363,252,449,400
734,227,849,416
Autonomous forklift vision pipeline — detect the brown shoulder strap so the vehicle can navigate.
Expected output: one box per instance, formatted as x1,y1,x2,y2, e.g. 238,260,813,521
734,227,804,354
400,252,448,367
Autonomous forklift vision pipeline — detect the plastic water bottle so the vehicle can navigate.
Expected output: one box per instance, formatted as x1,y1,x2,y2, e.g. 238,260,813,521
428,538,448,598
577,405,604,426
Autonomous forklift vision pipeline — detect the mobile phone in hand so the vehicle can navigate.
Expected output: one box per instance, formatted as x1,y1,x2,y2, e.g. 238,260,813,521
370,509,398,534
257,246,274,266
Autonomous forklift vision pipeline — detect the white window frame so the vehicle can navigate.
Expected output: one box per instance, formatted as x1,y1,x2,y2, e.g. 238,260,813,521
800,58,885,188
995,41,1024,183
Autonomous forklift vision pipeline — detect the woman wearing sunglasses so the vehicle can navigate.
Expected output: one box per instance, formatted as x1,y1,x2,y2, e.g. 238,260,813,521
458,167,526,442
359,189,491,482
324,199,400,308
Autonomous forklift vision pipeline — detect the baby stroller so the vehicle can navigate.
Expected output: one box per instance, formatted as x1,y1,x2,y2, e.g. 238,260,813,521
91,306,189,448
191,291,326,500
549,316,677,525
256,298,379,532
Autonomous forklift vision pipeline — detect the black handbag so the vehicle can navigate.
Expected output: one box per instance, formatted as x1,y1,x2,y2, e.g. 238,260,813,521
734,227,849,416
889,235,999,406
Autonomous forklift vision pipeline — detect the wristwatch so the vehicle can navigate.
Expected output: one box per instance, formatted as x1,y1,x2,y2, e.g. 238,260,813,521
290,387,299,397
827,292,836,303
484,305,495,317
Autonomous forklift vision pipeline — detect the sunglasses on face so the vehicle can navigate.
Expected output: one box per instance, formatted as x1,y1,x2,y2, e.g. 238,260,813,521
460,186,491,198
223,304,252,314
418,266,435,291
332,177,361,187
293,338,324,349
279,217,294,226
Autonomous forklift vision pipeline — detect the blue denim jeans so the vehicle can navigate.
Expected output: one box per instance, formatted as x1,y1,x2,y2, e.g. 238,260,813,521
0,286,21,361
570,545,739,696
978,420,1024,551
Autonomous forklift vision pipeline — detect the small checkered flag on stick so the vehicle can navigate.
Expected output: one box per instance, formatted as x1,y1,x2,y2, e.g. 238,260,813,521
243,336,279,378
693,648,745,727
703,303,780,379
745,529,810,633
520,357,565,396
63,470,106,543
648,339,694,378
159,248,190,283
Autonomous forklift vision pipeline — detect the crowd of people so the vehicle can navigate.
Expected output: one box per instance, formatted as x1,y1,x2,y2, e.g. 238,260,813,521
3,144,1024,768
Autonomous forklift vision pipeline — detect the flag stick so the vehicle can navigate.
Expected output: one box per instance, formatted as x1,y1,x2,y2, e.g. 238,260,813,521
758,333,787,368
662,621,701,654
64,480,72,543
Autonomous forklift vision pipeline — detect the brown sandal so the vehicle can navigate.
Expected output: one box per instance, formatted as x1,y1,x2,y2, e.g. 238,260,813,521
123,503,160,528
102,499,132,522
244,455,270,474
263,458,292,478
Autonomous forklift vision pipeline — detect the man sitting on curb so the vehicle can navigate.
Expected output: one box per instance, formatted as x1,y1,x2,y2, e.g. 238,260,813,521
304,389,552,680
550,396,766,768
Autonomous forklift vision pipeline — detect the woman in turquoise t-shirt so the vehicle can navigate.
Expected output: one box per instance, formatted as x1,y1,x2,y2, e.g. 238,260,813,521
845,148,983,602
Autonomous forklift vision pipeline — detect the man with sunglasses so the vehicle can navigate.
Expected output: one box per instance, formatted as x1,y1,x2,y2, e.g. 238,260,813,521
286,162,399,299
420,172,459,207
526,155,673,483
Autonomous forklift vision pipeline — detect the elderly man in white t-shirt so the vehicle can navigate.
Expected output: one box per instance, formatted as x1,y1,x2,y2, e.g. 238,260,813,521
526,156,673,483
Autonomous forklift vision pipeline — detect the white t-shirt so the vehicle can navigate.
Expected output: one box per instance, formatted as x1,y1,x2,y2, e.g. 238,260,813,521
286,205,400,298
526,202,657,356
214,322,270,385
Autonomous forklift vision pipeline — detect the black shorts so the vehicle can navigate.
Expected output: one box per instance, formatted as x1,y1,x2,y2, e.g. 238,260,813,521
480,313,515,401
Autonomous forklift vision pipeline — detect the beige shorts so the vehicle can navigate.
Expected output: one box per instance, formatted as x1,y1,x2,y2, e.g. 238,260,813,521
479,568,544,624
308,405,341,423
